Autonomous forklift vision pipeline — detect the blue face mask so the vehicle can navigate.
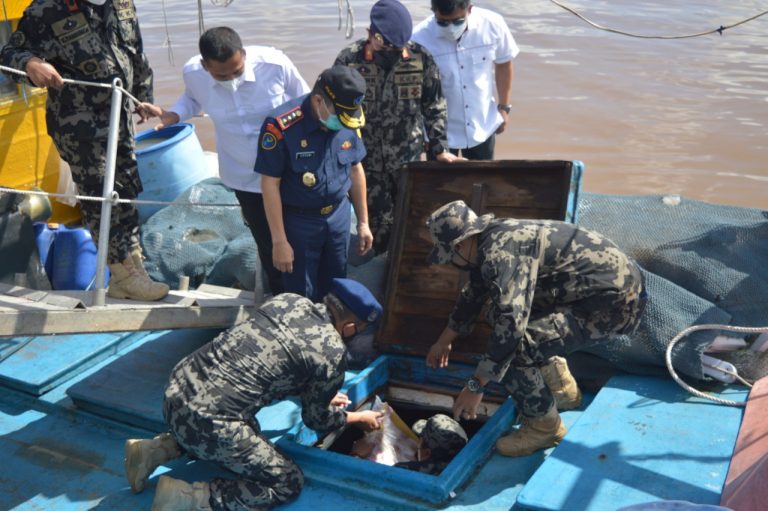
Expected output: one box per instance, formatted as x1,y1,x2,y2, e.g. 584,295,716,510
319,100,344,131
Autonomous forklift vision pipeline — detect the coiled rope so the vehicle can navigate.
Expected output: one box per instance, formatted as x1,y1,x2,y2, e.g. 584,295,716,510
549,0,768,39
665,324,768,407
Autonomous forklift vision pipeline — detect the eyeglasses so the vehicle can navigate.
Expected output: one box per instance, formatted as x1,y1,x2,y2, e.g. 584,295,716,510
436,17,466,27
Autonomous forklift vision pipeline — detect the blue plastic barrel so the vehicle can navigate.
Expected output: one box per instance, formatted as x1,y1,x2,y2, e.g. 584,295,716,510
135,123,212,223
49,225,109,290
33,222,56,278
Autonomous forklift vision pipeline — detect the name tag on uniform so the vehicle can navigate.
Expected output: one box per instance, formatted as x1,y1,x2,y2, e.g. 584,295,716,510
116,0,136,20
52,13,91,45
295,151,315,160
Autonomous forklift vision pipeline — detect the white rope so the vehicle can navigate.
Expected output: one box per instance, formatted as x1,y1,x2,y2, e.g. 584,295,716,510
549,0,768,39
0,185,240,208
0,64,142,106
338,0,355,39
665,324,768,407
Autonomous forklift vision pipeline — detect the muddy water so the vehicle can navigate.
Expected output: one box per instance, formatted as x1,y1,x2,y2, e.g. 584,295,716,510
134,0,767,209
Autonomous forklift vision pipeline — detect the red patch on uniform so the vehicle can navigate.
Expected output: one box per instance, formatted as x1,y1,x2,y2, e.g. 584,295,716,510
265,123,283,140
341,140,352,150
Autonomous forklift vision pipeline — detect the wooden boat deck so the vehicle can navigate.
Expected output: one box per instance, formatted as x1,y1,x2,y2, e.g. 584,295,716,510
0,283,257,337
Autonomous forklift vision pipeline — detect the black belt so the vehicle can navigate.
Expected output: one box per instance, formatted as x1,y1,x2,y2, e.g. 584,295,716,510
283,199,343,216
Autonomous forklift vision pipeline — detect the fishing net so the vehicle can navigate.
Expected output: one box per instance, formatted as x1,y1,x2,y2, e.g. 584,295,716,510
576,193,768,380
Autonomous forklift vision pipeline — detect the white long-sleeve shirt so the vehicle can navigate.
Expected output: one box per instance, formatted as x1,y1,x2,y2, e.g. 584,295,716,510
412,8,519,150
170,46,309,193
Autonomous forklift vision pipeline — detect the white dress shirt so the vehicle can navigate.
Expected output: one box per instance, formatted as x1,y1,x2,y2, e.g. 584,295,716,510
170,46,309,193
412,7,519,149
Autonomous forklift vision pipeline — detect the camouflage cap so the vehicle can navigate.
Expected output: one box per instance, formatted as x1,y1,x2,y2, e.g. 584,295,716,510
426,200,494,264
412,414,468,461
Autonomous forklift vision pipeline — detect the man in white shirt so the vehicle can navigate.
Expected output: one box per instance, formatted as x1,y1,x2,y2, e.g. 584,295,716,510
141,27,309,295
412,1,518,160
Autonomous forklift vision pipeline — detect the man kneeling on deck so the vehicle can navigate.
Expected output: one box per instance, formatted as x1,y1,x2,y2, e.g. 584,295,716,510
124,278,384,510
425,200,647,457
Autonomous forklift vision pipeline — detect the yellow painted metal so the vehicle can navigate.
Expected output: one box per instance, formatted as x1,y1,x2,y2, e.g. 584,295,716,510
0,0,80,223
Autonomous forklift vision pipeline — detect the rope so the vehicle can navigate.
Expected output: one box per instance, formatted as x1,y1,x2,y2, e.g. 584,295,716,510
0,64,142,106
665,324,768,407
338,0,355,39
0,185,240,208
160,0,175,66
549,0,768,39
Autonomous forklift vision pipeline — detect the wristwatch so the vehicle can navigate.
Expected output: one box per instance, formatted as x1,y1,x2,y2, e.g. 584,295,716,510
497,104,512,114
466,376,485,394
430,141,447,159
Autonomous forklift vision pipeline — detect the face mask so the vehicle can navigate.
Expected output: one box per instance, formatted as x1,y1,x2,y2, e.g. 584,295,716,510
319,100,344,131
441,19,468,40
374,50,401,70
216,74,244,93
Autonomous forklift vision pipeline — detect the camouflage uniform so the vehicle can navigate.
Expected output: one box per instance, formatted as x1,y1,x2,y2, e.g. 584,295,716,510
395,414,467,475
428,202,646,418
335,41,448,254
0,0,152,263
162,293,348,511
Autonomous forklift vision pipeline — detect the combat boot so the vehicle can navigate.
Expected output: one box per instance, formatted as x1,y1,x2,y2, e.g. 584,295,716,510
152,476,212,511
125,432,182,493
108,254,169,301
540,356,582,410
130,247,152,279
495,407,567,457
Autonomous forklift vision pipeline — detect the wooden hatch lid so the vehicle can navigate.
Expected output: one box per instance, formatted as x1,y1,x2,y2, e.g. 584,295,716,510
376,160,582,363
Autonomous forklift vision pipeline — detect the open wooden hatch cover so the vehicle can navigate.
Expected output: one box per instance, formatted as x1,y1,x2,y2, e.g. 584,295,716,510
376,159,583,363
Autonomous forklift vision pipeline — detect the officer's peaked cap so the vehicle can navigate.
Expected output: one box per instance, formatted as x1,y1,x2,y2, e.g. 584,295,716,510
426,200,494,265
331,278,383,324
370,0,413,49
413,414,468,461
317,66,366,129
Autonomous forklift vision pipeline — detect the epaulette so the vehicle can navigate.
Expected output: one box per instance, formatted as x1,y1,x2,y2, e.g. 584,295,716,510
275,106,303,130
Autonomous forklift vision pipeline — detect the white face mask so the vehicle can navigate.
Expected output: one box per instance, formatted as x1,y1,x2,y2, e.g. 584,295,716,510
216,74,244,93
84,0,108,5
441,19,468,40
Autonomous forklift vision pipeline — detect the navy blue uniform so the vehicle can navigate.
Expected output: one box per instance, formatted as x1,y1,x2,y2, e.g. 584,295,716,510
255,94,366,301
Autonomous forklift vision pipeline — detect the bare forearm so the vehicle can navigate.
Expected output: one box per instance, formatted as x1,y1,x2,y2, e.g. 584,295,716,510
495,61,514,104
261,177,287,243
349,163,369,225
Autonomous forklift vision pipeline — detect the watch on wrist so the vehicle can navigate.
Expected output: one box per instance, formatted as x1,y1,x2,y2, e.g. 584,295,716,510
497,104,512,114
466,376,485,394
430,142,446,158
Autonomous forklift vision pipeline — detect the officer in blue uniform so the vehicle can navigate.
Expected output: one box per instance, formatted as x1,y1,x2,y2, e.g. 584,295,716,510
256,66,373,301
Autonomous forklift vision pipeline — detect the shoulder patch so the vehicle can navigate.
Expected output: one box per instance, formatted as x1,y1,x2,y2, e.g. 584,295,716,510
8,31,25,47
276,106,303,130
264,122,283,141
261,132,278,151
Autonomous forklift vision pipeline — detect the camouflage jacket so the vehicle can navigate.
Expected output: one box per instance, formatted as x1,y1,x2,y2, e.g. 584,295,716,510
334,40,448,172
0,0,152,137
164,294,348,434
449,219,643,383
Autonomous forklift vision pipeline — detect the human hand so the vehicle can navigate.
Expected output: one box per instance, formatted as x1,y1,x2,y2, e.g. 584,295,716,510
331,392,351,408
349,410,385,432
356,222,373,256
25,58,64,89
436,151,466,163
495,110,509,134
272,241,294,273
453,387,483,421
426,340,452,369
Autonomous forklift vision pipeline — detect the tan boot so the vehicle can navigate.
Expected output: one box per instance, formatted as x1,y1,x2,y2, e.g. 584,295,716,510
495,407,567,457
108,255,169,301
125,432,183,493
540,356,582,410
151,476,212,511
130,247,151,279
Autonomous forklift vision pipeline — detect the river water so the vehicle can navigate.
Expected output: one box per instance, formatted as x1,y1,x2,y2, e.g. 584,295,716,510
134,0,767,209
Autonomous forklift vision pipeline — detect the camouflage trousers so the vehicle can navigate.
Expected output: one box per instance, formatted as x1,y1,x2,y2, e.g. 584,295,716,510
502,276,647,418
163,396,304,511
365,166,398,255
52,125,142,264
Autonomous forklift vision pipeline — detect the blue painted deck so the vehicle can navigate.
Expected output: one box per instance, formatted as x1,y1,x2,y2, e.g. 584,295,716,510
0,325,746,511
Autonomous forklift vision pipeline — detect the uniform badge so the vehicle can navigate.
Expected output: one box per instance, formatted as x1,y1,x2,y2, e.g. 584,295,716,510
78,58,100,75
302,172,317,187
261,133,277,151
9,32,25,47
300,139,308,148
341,140,352,150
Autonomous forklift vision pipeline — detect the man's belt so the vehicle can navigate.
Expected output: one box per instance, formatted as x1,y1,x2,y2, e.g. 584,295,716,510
283,199,343,216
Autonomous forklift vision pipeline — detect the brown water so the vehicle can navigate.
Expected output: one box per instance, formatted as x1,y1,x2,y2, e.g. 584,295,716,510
135,0,767,209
